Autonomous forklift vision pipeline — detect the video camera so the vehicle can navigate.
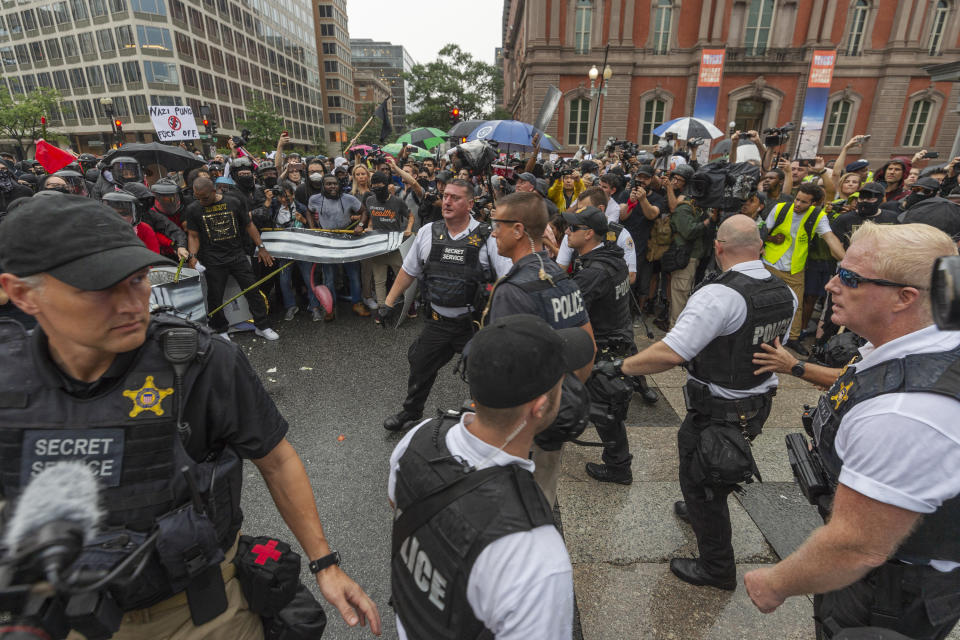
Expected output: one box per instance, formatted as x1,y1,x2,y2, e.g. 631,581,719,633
455,139,499,173
686,137,706,148
685,159,761,213
762,122,795,147
230,129,252,148
365,144,388,166
604,137,640,158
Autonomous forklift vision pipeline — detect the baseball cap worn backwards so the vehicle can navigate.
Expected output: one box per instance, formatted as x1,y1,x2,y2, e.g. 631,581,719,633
467,314,594,409
0,193,173,291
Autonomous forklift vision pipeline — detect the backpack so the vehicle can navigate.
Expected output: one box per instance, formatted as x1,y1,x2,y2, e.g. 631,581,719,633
646,214,673,262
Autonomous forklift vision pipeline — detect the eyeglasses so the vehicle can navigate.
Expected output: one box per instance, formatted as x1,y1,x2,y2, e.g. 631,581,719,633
567,224,590,232
834,267,927,290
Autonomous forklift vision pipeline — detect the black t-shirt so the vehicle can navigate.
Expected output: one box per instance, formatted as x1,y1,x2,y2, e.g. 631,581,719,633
185,194,250,266
621,192,666,260
294,182,322,207
365,193,409,232
831,209,901,248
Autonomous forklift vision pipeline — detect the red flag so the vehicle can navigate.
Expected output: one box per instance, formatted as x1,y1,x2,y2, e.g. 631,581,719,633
35,139,77,173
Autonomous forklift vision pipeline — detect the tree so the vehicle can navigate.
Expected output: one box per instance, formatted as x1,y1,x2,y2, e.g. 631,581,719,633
344,102,384,147
237,97,284,154
403,44,504,130
0,88,63,160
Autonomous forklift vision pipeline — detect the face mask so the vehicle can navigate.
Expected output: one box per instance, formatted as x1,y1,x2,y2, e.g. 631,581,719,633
856,200,879,218
372,185,389,201
262,176,278,189
235,174,254,189
309,172,324,186
45,185,70,194
902,191,932,210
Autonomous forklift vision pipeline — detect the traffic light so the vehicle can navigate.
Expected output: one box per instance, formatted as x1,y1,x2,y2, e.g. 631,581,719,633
114,118,123,134
450,107,461,125
40,116,46,126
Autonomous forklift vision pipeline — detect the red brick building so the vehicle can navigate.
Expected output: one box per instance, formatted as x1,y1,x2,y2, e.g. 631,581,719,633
501,0,960,161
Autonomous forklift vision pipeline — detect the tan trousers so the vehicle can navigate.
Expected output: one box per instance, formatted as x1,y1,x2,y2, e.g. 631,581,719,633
669,259,698,327
765,265,804,339
366,249,404,306
532,443,563,508
68,537,263,640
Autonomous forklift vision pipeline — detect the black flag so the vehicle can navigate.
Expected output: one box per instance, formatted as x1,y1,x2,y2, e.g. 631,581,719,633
375,98,392,143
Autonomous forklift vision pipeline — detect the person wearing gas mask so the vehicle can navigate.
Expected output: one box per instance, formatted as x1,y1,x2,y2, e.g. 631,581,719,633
102,190,162,253
229,157,266,211
0,161,32,216
362,171,413,318
91,156,144,200
123,182,190,262
151,177,188,229
306,174,370,320
832,182,900,249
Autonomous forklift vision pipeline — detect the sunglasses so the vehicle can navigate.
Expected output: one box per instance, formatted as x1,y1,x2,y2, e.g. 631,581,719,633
567,224,591,232
835,267,927,290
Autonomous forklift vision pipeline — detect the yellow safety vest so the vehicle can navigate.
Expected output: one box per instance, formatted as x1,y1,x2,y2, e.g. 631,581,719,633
763,202,827,274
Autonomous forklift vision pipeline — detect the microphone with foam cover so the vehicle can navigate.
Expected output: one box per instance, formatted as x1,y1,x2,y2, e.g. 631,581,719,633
2,461,103,585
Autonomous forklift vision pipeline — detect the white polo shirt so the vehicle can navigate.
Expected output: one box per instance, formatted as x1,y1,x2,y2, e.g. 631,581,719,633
388,415,574,640
835,324,960,572
662,259,798,399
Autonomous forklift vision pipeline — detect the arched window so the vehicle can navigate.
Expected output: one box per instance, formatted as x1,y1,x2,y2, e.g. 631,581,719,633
652,0,673,55
824,99,853,147
929,0,950,56
903,99,933,146
574,0,593,54
846,0,869,56
744,0,775,56
568,98,590,145
640,98,666,145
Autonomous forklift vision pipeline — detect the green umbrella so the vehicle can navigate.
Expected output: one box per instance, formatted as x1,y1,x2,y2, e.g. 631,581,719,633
396,127,448,150
382,142,427,156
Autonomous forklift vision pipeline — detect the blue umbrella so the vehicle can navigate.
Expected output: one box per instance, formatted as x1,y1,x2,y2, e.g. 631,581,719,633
466,120,559,153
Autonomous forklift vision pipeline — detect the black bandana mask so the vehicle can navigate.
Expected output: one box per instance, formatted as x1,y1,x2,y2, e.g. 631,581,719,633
372,185,389,201
235,173,255,190
262,175,278,189
856,200,880,218
902,191,934,210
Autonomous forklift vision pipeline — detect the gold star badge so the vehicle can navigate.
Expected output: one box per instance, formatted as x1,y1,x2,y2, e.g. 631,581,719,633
830,380,853,410
467,234,482,247
122,376,174,418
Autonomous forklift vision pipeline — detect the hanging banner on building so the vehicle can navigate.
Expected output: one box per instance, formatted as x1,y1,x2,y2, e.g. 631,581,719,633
692,49,726,124
692,49,725,163
796,50,837,160
149,105,200,142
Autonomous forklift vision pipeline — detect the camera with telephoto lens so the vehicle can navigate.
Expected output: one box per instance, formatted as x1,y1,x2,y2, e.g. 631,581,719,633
827,199,848,214
686,137,705,148
762,122,795,147
933,255,960,330
366,144,387,165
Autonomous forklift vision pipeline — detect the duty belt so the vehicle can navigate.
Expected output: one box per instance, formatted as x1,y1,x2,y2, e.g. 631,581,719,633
683,378,774,424
429,309,474,325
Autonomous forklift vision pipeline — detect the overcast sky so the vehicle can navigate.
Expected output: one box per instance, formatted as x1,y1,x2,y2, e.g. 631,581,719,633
347,0,505,66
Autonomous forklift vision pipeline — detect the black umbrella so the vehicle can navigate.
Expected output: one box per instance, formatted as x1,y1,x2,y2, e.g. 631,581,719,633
102,142,206,172
447,119,487,139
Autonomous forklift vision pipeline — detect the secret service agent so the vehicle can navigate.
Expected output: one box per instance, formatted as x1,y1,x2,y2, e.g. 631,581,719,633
609,215,795,590
0,194,381,638
378,179,511,432
745,222,960,640
389,314,593,639
564,205,638,485
483,191,595,507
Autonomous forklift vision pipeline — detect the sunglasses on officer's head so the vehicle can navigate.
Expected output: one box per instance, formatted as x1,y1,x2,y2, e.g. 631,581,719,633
835,267,927,290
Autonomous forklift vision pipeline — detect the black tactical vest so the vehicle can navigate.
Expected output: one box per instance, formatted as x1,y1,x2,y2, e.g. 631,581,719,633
688,270,795,390
391,417,555,640
422,221,491,308
811,342,960,563
489,251,587,329
0,315,243,610
577,244,633,343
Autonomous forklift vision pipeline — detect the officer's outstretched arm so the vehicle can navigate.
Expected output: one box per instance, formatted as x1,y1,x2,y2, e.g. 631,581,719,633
253,438,383,635
383,268,416,308
744,484,920,614
619,341,684,377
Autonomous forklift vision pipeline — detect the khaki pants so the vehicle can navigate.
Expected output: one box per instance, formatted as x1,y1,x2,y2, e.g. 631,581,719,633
366,249,404,306
765,265,804,340
69,537,263,640
669,259,698,327
532,443,563,508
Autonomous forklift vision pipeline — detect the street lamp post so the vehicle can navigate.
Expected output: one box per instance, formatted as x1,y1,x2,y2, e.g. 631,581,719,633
100,97,116,148
585,45,612,156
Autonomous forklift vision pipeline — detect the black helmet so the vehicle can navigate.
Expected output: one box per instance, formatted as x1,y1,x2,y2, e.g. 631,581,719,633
53,169,89,197
102,190,142,225
231,156,253,171
84,168,100,183
257,160,276,174
150,178,182,215
122,181,155,221
77,153,97,172
671,164,695,181
109,155,142,185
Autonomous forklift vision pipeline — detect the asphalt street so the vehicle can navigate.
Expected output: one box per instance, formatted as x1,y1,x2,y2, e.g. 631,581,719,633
236,301,470,639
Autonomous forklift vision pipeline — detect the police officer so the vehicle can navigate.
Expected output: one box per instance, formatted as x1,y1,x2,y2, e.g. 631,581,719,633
564,205,638,485
745,222,960,640
0,194,381,638
483,191,594,506
605,215,796,588
388,314,593,639
378,179,510,432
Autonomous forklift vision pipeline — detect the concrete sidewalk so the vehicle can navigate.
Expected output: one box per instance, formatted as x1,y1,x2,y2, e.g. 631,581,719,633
559,329,960,640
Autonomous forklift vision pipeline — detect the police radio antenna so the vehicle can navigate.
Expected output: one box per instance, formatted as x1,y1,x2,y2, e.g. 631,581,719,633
529,232,555,285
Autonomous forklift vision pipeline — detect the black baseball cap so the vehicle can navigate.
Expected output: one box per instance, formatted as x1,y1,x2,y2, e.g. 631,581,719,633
633,165,654,177
0,193,173,290
467,314,594,409
517,172,537,186
562,205,608,234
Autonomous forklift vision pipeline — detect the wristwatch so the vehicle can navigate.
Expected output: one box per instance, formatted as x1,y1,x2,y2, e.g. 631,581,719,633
791,360,806,378
309,550,341,574
256,243,265,250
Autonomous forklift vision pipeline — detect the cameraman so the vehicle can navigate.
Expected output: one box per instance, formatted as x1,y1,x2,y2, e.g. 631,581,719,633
547,167,585,213
745,223,960,640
